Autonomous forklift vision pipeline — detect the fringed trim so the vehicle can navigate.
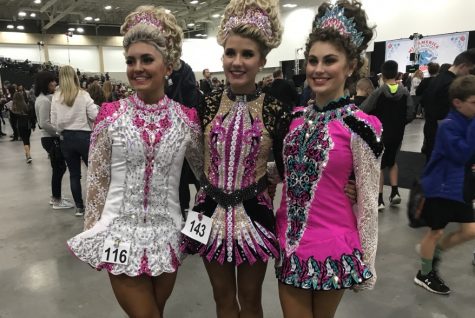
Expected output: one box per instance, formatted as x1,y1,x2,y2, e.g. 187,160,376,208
276,249,372,290
180,222,278,266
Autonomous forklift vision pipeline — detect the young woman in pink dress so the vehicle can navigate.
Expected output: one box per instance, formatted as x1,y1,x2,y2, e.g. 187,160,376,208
275,1,382,317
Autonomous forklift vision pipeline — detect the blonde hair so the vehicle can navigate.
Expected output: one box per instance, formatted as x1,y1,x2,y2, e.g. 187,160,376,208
413,69,424,79
58,65,80,107
356,77,374,95
103,80,113,101
121,6,183,70
217,0,283,57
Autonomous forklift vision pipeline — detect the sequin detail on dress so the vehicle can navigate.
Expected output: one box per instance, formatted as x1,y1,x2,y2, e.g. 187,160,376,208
67,95,203,276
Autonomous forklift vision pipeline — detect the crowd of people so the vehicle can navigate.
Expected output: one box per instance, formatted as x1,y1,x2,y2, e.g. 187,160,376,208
0,0,474,317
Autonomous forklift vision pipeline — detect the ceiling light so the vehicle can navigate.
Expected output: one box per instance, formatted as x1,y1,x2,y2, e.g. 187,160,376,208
76,27,84,33
190,1,199,4
104,5,112,10
68,27,75,31
34,0,42,4
17,25,25,30
187,23,195,27
30,13,36,17
7,24,14,29
94,18,100,22
19,11,27,17
212,13,220,18
283,4,298,8
84,16,93,21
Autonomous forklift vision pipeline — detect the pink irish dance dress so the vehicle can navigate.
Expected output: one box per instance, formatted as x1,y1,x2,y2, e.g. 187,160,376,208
275,97,383,290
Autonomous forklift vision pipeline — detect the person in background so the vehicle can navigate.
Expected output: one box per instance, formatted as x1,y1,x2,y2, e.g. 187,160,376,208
416,62,440,119
361,60,414,211
0,90,6,136
88,81,105,107
165,55,201,219
410,69,424,118
200,68,213,94
422,49,475,162
102,80,114,102
7,85,19,141
414,75,475,295
275,1,381,317
51,65,98,216
353,77,374,106
267,68,298,110
67,6,203,317
11,91,34,163
34,71,74,209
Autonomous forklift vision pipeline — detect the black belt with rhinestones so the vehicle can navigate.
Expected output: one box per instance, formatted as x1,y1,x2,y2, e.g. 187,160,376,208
200,175,268,208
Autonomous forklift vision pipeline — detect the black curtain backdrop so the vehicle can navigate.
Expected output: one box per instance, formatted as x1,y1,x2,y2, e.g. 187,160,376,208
370,41,386,74
0,69,35,89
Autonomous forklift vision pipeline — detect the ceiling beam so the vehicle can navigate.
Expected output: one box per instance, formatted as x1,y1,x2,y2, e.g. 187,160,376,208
40,0,59,13
42,1,79,30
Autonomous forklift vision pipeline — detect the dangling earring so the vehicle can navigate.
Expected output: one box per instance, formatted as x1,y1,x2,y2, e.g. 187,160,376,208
165,75,173,86
259,66,263,72
348,73,353,77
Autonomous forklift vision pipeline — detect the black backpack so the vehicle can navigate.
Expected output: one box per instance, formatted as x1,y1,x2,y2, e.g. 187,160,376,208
407,179,426,228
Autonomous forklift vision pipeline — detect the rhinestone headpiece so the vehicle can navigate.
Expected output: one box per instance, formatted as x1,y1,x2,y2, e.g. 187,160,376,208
313,6,364,47
124,12,163,33
223,7,273,38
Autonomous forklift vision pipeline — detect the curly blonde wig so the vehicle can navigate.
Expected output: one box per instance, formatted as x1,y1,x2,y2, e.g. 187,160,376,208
121,6,183,70
217,0,283,57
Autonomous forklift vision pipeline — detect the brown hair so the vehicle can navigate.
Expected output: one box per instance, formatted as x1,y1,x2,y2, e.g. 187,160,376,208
449,74,475,102
12,92,28,115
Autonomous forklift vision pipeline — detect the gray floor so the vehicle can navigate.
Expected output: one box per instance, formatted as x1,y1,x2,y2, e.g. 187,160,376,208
1,119,474,318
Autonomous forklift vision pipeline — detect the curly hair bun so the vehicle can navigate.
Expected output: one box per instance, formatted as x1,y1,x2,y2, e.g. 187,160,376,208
217,0,283,56
121,6,184,70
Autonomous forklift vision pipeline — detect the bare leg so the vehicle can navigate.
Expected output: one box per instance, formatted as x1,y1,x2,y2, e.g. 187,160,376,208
24,145,30,158
152,271,178,318
237,261,267,318
420,229,444,260
312,290,345,318
388,163,398,187
278,282,313,318
438,222,475,250
203,259,239,318
108,273,161,318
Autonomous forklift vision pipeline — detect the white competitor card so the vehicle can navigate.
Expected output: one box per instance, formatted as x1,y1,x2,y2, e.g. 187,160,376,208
101,239,131,265
181,210,212,245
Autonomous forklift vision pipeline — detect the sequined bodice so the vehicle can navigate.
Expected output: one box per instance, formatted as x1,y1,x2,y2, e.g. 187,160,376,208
204,91,272,191
95,95,202,223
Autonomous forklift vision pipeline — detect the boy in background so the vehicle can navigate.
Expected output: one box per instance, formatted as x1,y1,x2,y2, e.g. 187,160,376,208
361,60,414,210
414,75,475,295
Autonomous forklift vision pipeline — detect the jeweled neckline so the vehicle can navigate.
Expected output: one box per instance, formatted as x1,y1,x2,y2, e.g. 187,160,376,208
132,94,169,111
226,88,261,102
308,96,350,112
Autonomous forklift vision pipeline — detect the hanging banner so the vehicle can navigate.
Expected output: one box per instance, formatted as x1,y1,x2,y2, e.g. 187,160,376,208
385,32,469,72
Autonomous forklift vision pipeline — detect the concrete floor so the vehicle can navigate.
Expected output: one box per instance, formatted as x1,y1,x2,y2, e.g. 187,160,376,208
1,119,474,318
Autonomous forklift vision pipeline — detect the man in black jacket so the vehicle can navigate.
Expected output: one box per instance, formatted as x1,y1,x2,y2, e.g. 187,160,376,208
199,68,213,95
166,60,201,216
422,49,475,161
267,69,298,109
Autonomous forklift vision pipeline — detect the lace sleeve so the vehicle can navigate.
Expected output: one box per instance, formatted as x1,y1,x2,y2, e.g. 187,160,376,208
351,130,382,290
185,123,204,182
84,126,112,230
